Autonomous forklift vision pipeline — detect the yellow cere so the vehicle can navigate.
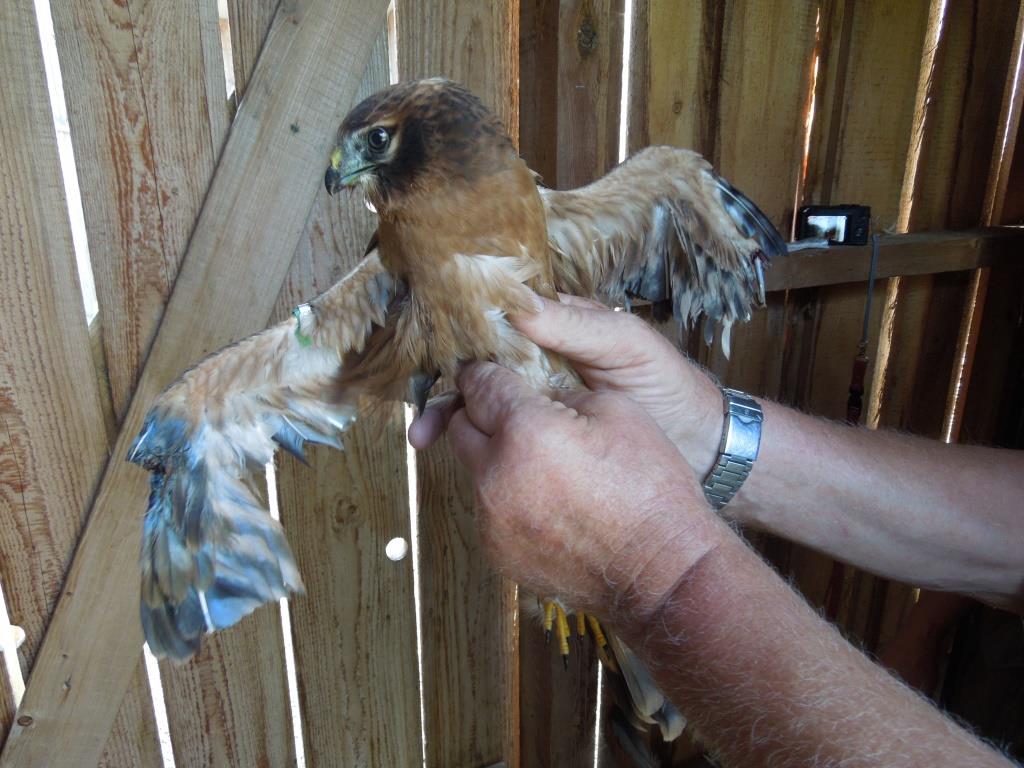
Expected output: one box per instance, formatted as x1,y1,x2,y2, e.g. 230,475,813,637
330,147,343,170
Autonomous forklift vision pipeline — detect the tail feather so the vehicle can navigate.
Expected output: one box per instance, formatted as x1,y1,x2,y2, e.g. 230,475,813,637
607,632,686,742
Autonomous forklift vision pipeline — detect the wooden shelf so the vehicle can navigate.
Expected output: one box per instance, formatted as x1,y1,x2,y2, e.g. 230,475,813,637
766,227,1024,292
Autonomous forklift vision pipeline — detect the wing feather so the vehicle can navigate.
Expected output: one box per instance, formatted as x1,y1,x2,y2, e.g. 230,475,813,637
129,250,404,660
542,146,787,357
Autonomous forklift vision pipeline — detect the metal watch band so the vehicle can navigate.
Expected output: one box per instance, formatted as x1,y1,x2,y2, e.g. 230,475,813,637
702,388,763,511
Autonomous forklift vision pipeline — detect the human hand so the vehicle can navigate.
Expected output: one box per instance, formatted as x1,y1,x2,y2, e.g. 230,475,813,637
445,361,726,621
409,295,724,479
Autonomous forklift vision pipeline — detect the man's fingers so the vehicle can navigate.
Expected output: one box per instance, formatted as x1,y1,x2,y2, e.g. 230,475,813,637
457,361,540,436
512,295,644,368
407,391,461,450
447,407,489,474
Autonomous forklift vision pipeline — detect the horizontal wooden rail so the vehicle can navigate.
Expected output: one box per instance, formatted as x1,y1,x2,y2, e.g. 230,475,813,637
766,227,1024,292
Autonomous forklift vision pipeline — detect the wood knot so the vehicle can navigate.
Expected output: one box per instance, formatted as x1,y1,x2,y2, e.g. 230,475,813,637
332,500,364,530
16,715,32,727
577,18,598,55
673,100,684,115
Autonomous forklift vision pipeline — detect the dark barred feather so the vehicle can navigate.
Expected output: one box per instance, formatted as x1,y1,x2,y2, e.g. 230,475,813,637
542,146,787,357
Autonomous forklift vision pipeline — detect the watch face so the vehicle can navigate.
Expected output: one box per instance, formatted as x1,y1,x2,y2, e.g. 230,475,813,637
723,415,760,460
721,393,762,460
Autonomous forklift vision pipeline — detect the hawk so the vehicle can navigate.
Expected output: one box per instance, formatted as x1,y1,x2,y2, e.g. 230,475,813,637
129,78,785,739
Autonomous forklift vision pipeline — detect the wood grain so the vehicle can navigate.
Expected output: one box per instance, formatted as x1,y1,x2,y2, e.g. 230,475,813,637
393,2,520,765
698,1,818,391
555,0,623,189
49,0,257,762
801,0,930,421
646,1,714,156
794,0,932,642
0,2,389,765
628,5,817,761
0,668,11,751
269,28,425,768
50,0,295,762
519,0,559,182
137,4,293,765
228,0,281,99
520,1,627,764
0,1,160,762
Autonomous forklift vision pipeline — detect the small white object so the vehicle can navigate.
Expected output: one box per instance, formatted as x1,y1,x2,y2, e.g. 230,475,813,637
385,537,409,562
364,196,377,214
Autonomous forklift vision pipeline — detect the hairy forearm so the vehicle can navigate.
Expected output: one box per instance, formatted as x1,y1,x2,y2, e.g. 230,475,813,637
721,402,1024,608
616,524,1014,768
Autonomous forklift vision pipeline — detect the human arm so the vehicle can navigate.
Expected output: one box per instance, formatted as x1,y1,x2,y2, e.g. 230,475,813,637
495,296,1024,611
446,362,1013,767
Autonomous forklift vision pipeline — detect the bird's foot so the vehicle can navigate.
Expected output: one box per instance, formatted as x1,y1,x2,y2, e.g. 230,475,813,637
539,598,618,673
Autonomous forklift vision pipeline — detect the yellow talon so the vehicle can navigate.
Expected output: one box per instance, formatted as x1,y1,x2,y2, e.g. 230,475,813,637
555,604,571,669
587,615,608,649
595,642,620,674
576,611,587,639
543,600,555,644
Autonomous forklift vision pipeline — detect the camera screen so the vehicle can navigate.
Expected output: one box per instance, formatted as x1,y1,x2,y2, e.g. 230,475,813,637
805,214,847,241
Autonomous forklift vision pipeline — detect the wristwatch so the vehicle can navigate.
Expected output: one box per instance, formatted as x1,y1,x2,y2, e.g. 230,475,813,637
702,387,763,511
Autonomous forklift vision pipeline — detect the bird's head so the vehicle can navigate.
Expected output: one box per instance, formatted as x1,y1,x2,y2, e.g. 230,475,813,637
325,78,516,214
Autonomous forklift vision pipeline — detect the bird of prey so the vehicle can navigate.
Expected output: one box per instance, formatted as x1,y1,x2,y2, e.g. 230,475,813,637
129,78,785,739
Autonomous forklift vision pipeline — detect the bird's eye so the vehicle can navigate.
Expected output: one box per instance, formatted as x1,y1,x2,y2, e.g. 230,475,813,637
367,127,390,152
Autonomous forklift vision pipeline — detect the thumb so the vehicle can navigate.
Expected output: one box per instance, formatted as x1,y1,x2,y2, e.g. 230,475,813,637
512,295,644,369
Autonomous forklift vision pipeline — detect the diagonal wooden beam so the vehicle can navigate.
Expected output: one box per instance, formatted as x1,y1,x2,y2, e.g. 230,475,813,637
0,1,389,764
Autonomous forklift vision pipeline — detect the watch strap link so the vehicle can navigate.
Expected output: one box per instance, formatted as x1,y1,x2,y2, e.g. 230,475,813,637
703,454,755,511
701,387,762,511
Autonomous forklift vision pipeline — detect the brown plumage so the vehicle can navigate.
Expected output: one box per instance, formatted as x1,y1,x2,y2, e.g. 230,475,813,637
130,80,784,733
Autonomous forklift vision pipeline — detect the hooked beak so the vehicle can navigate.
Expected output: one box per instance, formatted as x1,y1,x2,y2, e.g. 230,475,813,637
325,146,375,195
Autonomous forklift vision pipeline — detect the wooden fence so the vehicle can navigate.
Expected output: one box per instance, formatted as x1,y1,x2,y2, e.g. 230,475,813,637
1,0,1022,766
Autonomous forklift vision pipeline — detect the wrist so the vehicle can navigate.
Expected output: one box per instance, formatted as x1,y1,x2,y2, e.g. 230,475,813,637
664,361,724,478
606,497,730,629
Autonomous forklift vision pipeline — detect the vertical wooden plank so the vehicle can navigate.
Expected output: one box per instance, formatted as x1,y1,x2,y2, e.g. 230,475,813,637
140,4,293,767
51,0,220,422
803,1,931,421
520,0,560,182
646,1,716,156
520,2,624,765
394,3,520,764
792,1,932,643
228,0,281,98
556,0,623,189
876,0,1008,434
270,29,425,768
0,0,132,749
0,674,11,750
2,1,389,763
48,0,291,764
699,1,818,388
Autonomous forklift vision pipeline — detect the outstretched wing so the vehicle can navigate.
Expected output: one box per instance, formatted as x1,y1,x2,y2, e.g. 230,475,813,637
129,250,405,660
541,146,787,357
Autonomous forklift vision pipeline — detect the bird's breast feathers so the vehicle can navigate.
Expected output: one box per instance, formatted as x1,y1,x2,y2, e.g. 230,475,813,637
400,248,566,390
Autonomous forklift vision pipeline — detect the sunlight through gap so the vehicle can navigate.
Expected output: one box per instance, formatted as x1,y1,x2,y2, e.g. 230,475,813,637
267,462,308,768
403,405,429,768
0,579,25,713
867,0,949,430
216,0,236,100
32,0,97,326
617,0,634,163
142,645,176,768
